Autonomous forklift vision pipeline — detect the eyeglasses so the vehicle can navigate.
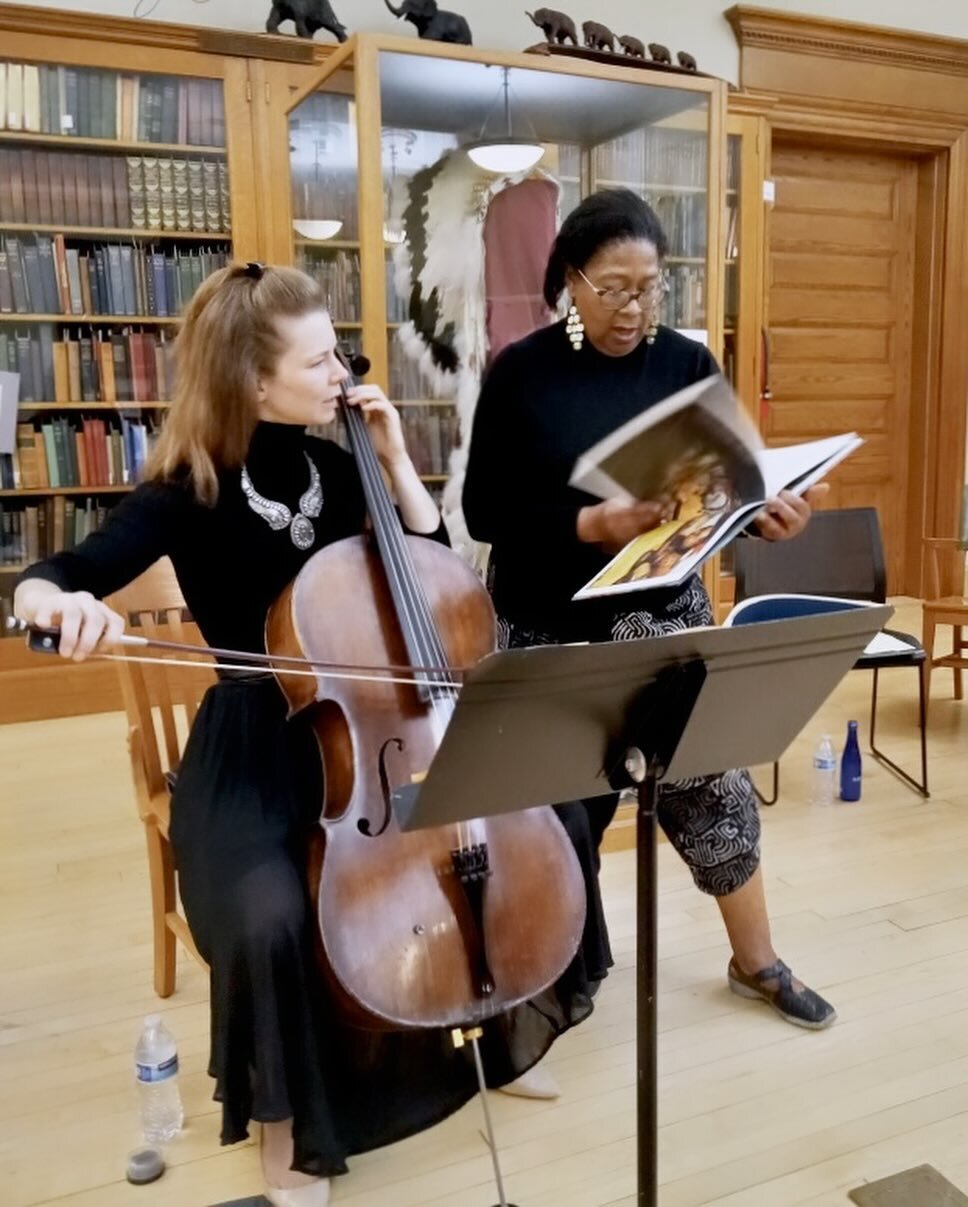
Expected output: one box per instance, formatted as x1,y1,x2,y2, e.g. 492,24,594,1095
577,268,668,312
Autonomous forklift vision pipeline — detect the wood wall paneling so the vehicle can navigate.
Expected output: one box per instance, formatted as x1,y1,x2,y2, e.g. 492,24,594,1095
728,7,968,592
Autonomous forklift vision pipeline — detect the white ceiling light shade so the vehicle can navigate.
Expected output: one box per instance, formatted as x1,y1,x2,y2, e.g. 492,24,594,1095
466,140,544,174
292,219,344,241
464,67,543,175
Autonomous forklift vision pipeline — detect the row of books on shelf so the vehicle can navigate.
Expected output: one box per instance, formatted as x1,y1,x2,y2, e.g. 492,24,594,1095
387,342,440,401
0,415,155,490
1,327,173,403
387,256,409,324
645,192,706,259
662,265,705,329
330,406,457,478
0,236,227,319
0,495,116,570
297,247,362,324
0,148,231,234
595,127,708,190
0,61,225,146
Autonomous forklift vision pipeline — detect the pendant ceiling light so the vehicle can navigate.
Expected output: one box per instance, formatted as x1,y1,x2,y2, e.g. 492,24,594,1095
293,219,344,241
293,132,344,242
465,68,543,175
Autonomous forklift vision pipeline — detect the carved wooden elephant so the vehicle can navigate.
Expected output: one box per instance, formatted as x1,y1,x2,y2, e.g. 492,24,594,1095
677,50,698,71
648,42,672,65
618,34,645,59
526,7,578,45
582,20,615,52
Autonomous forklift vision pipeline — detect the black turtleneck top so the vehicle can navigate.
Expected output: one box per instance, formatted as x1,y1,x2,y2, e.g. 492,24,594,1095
20,423,447,655
462,322,719,639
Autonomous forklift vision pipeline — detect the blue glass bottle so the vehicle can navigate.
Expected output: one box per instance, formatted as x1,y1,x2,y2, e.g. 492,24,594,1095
839,720,862,802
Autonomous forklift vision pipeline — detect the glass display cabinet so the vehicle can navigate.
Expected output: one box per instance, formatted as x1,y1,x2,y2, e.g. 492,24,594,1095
285,35,729,504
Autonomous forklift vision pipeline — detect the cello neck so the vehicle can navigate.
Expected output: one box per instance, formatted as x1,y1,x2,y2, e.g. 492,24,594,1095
337,356,451,704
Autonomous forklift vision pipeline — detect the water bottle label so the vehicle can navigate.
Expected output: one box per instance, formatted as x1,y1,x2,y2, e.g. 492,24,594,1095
813,758,836,771
137,1054,178,1083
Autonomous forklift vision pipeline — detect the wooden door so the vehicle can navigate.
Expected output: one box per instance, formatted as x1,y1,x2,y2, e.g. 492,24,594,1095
768,142,917,591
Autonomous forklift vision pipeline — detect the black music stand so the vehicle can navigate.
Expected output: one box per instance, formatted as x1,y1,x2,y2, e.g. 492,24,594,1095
392,604,892,1207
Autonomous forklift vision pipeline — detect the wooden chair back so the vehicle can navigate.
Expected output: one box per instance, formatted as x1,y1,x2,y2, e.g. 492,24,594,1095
924,538,968,601
106,558,213,812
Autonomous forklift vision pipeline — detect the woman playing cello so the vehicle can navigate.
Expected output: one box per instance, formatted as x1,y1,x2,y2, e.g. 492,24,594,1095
13,264,610,1205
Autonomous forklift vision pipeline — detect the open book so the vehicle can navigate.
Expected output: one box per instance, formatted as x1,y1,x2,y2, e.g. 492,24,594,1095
723,594,915,659
569,374,863,600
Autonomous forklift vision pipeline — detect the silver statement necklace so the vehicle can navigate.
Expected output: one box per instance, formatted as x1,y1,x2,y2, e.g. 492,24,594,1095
240,452,323,550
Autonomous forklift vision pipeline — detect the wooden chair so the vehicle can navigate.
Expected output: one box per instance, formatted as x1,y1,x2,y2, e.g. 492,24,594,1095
106,558,213,996
922,537,968,710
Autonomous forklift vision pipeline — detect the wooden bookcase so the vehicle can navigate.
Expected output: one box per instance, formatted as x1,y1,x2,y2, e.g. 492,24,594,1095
0,3,327,720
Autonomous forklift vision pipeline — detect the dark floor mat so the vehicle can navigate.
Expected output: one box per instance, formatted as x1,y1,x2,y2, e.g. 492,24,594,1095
848,1165,968,1207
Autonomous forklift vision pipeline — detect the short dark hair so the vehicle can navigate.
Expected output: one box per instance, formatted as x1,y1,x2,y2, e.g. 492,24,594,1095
543,188,669,308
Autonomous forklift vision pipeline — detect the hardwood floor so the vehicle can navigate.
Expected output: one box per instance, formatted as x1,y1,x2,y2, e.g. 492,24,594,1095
1,601,967,1206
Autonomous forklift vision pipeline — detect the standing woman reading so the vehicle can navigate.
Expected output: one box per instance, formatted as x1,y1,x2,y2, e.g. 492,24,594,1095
463,189,837,1034
13,263,610,1205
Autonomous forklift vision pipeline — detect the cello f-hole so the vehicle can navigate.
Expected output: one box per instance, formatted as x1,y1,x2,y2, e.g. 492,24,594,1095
361,737,406,838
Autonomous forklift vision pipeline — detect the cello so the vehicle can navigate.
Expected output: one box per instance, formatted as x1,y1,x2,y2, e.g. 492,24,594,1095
265,351,586,1031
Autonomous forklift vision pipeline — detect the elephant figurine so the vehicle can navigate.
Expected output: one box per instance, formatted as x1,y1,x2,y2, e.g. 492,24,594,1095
265,0,347,41
526,8,578,46
648,42,672,65
582,20,614,52
384,0,472,43
618,34,645,59
677,50,698,71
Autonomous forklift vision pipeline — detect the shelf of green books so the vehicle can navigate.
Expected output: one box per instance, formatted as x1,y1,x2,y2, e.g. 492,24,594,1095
0,131,226,157
0,223,229,241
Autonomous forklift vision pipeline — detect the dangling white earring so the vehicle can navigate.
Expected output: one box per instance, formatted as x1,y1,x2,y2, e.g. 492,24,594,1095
566,303,584,352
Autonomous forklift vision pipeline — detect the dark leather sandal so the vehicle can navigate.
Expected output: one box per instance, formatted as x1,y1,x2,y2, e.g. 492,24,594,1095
727,957,837,1029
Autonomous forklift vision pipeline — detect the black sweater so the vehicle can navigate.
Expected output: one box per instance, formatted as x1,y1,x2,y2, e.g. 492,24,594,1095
20,422,447,655
462,321,718,639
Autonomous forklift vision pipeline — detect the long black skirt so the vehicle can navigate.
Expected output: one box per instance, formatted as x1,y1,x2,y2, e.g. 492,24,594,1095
169,672,613,1178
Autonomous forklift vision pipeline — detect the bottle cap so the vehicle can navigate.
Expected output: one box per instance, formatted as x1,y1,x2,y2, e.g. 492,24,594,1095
126,1146,165,1185
144,1013,161,1027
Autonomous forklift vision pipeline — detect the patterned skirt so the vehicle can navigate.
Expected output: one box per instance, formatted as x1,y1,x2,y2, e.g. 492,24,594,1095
499,576,762,897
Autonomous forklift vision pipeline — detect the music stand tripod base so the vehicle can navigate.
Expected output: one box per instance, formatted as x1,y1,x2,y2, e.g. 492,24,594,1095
452,1027,520,1207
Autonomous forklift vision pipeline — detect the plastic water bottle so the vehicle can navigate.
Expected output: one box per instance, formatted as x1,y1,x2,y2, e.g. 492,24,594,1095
135,1015,183,1143
810,735,837,806
840,720,862,802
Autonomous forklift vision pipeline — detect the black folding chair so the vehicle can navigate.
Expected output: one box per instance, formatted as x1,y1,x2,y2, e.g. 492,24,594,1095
733,507,928,802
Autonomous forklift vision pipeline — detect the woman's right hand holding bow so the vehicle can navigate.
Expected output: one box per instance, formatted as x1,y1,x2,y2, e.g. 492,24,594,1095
13,579,125,660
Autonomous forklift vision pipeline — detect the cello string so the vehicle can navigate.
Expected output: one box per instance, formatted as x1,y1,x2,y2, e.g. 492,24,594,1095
339,365,471,846
343,400,436,683
347,400,455,694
